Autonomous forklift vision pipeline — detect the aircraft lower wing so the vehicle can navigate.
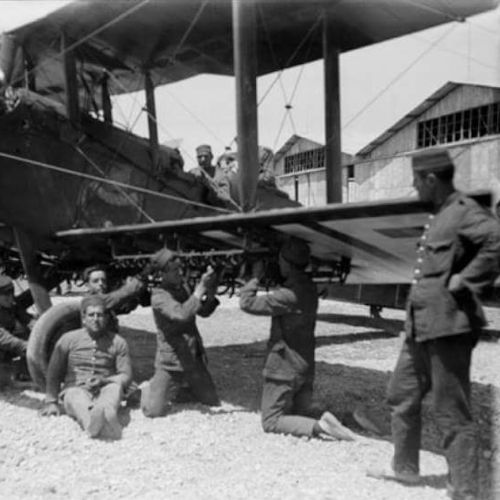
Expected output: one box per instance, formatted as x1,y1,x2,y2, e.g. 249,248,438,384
54,192,492,285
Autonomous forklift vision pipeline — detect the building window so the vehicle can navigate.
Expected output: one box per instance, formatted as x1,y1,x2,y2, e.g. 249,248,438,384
417,101,500,148
346,164,355,180
284,147,325,174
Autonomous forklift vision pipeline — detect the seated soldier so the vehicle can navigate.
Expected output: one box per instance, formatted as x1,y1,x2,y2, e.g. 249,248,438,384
141,249,221,417
0,275,33,381
40,295,132,439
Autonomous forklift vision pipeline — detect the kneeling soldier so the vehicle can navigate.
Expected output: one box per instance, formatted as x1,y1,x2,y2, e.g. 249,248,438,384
239,237,356,440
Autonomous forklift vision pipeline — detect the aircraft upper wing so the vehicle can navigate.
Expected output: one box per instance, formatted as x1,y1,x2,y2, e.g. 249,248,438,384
6,0,498,101
54,192,492,285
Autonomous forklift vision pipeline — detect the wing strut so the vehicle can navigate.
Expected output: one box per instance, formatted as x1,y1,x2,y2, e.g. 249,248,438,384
232,0,259,212
14,229,52,315
323,12,342,203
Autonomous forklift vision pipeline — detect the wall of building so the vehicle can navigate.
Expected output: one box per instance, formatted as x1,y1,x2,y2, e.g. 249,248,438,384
277,168,352,206
365,85,500,160
350,85,500,202
273,137,323,177
351,136,500,202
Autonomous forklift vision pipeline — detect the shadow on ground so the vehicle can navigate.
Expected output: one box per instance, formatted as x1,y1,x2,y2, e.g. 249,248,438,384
1,327,498,498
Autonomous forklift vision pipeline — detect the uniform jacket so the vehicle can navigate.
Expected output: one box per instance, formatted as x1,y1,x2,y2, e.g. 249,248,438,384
0,303,32,357
407,191,500,341
151,284,219,372
45,327,132,403
239,271,318,381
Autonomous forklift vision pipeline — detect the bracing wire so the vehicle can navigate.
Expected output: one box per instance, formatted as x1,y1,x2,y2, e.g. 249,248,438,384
74,145,156,223
0,151,232,214
343,23,457,132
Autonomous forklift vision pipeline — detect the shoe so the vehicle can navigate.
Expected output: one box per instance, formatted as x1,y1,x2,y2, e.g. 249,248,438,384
352,406,385,436
366,466,420,485
318,411,357,441
103,406,122,440
86,406,105,438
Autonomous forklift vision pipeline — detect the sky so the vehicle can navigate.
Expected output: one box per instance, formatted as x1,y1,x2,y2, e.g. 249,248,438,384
1,1,499,167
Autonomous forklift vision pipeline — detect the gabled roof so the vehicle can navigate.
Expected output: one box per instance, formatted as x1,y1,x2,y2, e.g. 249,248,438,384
356,81,500,157
274,134,323,163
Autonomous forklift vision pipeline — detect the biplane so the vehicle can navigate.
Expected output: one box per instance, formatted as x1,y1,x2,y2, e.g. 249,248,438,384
0,0,497,384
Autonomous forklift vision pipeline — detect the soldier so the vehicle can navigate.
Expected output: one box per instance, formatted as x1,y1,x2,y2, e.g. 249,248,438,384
83,265,145,332
0,275,33,382
140,249,221,417
239,237,356,441
40,295,132,439
190,144,217,179
368,148,500,500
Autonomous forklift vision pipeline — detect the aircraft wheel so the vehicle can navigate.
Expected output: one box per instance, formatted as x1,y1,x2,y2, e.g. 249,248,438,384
27,301,81,391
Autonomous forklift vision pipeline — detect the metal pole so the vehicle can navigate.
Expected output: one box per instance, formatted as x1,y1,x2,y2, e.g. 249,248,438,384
232,0,259,212
323,13,342,203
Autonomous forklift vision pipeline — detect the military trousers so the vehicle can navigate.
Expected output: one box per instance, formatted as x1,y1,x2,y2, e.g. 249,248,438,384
387,333,478,499
141,358,220,418
261,374,317,437
63,382,123,432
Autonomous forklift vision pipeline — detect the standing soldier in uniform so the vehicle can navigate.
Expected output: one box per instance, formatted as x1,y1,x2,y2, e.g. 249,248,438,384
369,148,500,500
141,249,221,417
239,237,356,441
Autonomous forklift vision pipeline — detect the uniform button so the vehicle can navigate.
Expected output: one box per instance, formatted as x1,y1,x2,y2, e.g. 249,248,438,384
417,258,423,263
424,223,430,230
412,279,418,284
429,214,434,219
414,268,421,275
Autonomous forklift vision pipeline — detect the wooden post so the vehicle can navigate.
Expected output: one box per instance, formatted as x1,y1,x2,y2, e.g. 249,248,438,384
0,34,18,86
101,73,112,123
323,14,342,203
232,0,259,212
14,229,52,315
61,31,80,123
144,70,159,170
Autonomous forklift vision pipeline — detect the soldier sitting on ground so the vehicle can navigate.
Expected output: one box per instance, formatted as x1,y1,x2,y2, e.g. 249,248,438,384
0,275,34,383
40,295,132,440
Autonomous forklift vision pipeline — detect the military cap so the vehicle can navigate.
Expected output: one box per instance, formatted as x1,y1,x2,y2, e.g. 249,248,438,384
196,144,212,156
0,275,14,295
149,248,175,271
81,294,106,313
280,237,310,267
412,148,454,174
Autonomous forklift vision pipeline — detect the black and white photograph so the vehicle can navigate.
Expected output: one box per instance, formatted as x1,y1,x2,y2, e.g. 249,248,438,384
0,1,499,499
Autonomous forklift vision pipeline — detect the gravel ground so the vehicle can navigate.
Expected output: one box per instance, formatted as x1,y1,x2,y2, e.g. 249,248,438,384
0,296,499,500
